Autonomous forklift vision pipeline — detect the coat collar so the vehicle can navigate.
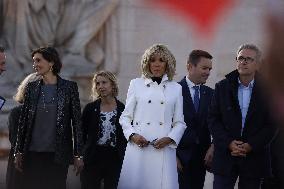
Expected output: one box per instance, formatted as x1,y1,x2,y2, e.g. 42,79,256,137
144,74,169,86
93,98,124,113
225,70,261,127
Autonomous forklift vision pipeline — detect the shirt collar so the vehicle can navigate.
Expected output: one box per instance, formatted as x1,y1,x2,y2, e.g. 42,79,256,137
186,76,200,89
144,74,169,85
238,78,254,88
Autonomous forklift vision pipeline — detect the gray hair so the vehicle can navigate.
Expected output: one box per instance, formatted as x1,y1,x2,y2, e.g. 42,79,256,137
237,43,262,62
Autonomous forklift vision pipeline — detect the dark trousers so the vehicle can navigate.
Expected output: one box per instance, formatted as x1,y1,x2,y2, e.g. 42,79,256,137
23,152,69,189
178,148,207,189
213,174,261,189
80,146,122,189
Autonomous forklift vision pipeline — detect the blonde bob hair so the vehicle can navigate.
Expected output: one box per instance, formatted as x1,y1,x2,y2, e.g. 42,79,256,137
91,70,119,100
141,44,176,80
14,73,41,103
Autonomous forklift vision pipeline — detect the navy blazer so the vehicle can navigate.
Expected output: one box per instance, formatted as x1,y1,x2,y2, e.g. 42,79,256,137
177,77,213,166
208,70,276,177
81,98,127,165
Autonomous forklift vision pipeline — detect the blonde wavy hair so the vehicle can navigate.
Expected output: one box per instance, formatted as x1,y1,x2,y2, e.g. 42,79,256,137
91,70,119,101
13,73,41,103
141,44,176,80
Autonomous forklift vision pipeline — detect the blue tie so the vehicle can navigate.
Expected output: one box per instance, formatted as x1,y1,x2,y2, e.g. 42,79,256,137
193,86,200,112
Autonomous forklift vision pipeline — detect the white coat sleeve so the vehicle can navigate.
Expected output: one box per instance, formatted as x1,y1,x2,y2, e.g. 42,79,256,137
119,79,137,140
167,85,186,148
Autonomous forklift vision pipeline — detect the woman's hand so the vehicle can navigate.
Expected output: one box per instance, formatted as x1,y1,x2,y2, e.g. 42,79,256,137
14,153,23,172
73,157,84,176
131,134,149,148
153,137,173,149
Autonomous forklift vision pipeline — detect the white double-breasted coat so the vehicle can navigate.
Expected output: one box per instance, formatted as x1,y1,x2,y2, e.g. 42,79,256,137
118,75,186,189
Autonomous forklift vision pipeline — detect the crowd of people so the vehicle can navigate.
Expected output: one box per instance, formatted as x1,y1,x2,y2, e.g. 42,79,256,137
0,43,282,189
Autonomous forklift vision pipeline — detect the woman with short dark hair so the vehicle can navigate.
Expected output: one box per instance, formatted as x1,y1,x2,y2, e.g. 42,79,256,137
14,46,84,189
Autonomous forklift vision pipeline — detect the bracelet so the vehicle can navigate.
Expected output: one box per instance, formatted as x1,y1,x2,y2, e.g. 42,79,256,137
74,155,83,160
13,152,22,157
129,133,136,141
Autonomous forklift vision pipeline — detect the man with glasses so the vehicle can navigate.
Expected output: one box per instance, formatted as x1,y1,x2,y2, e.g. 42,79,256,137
208,44,276,189
0,46,6,110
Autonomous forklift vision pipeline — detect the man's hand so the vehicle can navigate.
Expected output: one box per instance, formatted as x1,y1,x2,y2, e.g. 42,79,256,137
73,157,84,176
229,140,246,157
238,143,252,154
153,137,173,149
176,156,183,172
204,144,214,168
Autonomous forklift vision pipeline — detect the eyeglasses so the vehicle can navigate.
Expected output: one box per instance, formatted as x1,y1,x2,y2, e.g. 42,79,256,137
236,56,255,63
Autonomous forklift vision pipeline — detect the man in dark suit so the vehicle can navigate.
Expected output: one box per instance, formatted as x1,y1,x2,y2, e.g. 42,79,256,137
177,49,214,189
208,44,276,189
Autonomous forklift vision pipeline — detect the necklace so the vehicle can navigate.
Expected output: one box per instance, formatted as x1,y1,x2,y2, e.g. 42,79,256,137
41,86,56,113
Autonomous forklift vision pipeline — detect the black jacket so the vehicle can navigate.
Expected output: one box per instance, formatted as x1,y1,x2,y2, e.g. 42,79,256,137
177,77,213,166
6,105,23,189
81,98,127,165
15,77,83,166
208,70,276,177
8,105,22,149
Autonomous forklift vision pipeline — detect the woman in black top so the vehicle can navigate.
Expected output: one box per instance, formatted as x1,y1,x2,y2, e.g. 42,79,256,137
14,46,84,189
6,73,40,189
80,70,127,189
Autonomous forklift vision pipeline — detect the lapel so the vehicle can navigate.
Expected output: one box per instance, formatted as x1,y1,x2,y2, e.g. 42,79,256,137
198,85,208,115
56,77,65,129
179,77,195,115
31,80,42,114
27,80,41,129
227,73,242,117
31,79,43,120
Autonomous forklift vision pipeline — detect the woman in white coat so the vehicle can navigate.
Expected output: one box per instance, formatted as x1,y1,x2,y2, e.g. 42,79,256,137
118,44,186,189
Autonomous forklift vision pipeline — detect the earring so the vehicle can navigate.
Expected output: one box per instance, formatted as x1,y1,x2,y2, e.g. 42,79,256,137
49,66,53,72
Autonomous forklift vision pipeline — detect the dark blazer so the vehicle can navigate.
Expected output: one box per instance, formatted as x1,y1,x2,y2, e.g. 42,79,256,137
177,77,213,167
208,70,276,177
81,98,127,165
15,77,83,166
6,105,23,189
8,105,22,148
